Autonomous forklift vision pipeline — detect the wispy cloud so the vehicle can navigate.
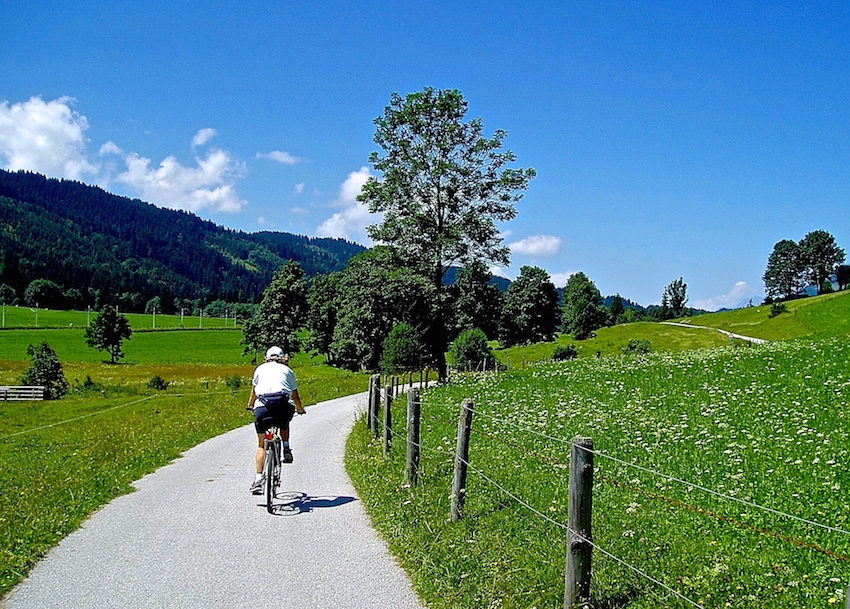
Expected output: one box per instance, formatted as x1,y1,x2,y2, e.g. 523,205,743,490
0,96,97,179
509,234,562,257
257,150,301,165
192,128,217,148
693,281,760,312
315,166,375,243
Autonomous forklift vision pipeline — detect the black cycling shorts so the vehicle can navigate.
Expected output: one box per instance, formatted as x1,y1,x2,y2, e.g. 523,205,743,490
253,400,296,433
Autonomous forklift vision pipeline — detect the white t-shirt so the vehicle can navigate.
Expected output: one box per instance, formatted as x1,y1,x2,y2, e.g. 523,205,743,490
252,361,298,397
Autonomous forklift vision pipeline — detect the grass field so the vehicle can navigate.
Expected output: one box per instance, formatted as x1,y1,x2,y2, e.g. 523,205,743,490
0,326,369,596
347,293,850,608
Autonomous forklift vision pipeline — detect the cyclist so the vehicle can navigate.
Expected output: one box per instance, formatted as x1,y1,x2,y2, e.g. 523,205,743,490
247,346,305,495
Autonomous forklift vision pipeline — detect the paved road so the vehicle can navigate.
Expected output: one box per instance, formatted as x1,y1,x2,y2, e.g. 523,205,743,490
2,393,426,609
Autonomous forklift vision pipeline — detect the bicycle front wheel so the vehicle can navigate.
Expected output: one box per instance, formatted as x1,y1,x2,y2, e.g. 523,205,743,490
265,441,277,513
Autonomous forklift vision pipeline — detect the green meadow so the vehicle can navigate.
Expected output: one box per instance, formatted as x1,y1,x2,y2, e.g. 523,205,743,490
347,291,850,608
0,323,369,596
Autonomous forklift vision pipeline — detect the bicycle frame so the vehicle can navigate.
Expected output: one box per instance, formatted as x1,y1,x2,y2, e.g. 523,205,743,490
263,426,282,513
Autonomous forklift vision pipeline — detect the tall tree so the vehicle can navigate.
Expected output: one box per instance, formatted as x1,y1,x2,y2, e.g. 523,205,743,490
304,272,342,361
241,261,308,358
562,272,607,340
85,306,133,364
500,266,560,346
763,239,805,300
799,230,845,294
663,277,689,318
358,87,535,379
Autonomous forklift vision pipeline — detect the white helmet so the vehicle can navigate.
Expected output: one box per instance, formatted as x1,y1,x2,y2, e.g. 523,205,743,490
265,346,283,361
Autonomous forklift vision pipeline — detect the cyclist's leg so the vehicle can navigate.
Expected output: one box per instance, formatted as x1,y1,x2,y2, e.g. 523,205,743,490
278,402,296,462
253,406,274,482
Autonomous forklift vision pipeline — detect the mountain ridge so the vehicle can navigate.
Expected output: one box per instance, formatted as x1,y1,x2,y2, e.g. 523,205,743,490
0,169,366,311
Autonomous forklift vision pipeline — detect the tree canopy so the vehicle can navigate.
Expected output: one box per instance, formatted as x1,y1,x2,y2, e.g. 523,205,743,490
562,271,606,340
85,306,132,364
241,261,308,358
500,266,560,346
358,87,535,378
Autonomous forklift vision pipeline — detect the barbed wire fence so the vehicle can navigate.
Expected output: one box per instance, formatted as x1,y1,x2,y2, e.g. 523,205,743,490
366,374,850,609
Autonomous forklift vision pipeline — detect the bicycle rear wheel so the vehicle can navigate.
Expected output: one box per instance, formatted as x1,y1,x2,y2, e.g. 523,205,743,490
265,440,277,513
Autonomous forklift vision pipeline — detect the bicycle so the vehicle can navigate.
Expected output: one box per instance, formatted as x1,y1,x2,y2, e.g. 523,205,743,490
262,425,283,513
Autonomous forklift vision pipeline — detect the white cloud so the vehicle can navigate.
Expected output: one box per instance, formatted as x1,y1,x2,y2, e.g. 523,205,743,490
117,148,248,213
693,281,760,312
257,150,301,165
99,141,124,156
550,271,577,288
509,235,562,257
0,95,97,179
294,182,305,194
192,128,217,148
315,166,376,242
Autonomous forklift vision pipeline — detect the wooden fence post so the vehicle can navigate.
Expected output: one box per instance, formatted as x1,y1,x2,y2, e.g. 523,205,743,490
406,387,421,486
371,375,382,438
383,385,393,456
565,437,594,608
367,375,375,433
451,399,474,522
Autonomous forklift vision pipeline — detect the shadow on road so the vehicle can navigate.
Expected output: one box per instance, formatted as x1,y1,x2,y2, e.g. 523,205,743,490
259,492,357,516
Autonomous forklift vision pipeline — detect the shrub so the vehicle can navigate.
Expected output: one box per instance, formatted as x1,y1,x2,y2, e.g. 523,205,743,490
381,322,427,373
769,302,788,318
450,328,494,371
622,338,652,355
552,344,578,361
147,375,170,390
20,342,69,400
225,375,244,391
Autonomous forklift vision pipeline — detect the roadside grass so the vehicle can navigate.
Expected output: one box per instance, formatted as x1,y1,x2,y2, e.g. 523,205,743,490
0,329,369,597
347,337,850,608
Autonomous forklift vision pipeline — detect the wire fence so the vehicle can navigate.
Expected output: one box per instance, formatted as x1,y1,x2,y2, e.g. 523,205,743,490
368,378,850,608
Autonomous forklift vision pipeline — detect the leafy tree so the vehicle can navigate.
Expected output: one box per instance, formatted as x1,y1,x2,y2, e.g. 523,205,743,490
304,272,342,360
0,283,16,305
450,328,494,371
663,277,689,318
562,272,607,340
763,239,805,301
145,296,162,315
451,261,503,340
24,279,64,308
358,87,535,379
85,307,132,364
623,339,652,355
608,294,626,325
20,342,69,399
330,248,433,371
381,322,427,373
500,266,560,346
799,229,845,294
837,264,850,291
241,261,308,358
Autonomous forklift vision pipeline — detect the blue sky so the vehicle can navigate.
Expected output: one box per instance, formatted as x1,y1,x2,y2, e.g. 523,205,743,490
2,1,849,309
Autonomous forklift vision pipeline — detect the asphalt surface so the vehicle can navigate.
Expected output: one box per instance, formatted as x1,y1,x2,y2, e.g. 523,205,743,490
2,393,426,609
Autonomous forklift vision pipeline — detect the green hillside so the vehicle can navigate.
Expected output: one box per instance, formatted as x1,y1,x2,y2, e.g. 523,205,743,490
676,290,850,341
0,169,365,310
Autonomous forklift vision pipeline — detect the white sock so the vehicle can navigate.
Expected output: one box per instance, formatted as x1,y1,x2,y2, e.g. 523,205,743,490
255,473,263,482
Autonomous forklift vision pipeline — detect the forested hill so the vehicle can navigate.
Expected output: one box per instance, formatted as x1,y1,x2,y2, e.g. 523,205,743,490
0,169,366,311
